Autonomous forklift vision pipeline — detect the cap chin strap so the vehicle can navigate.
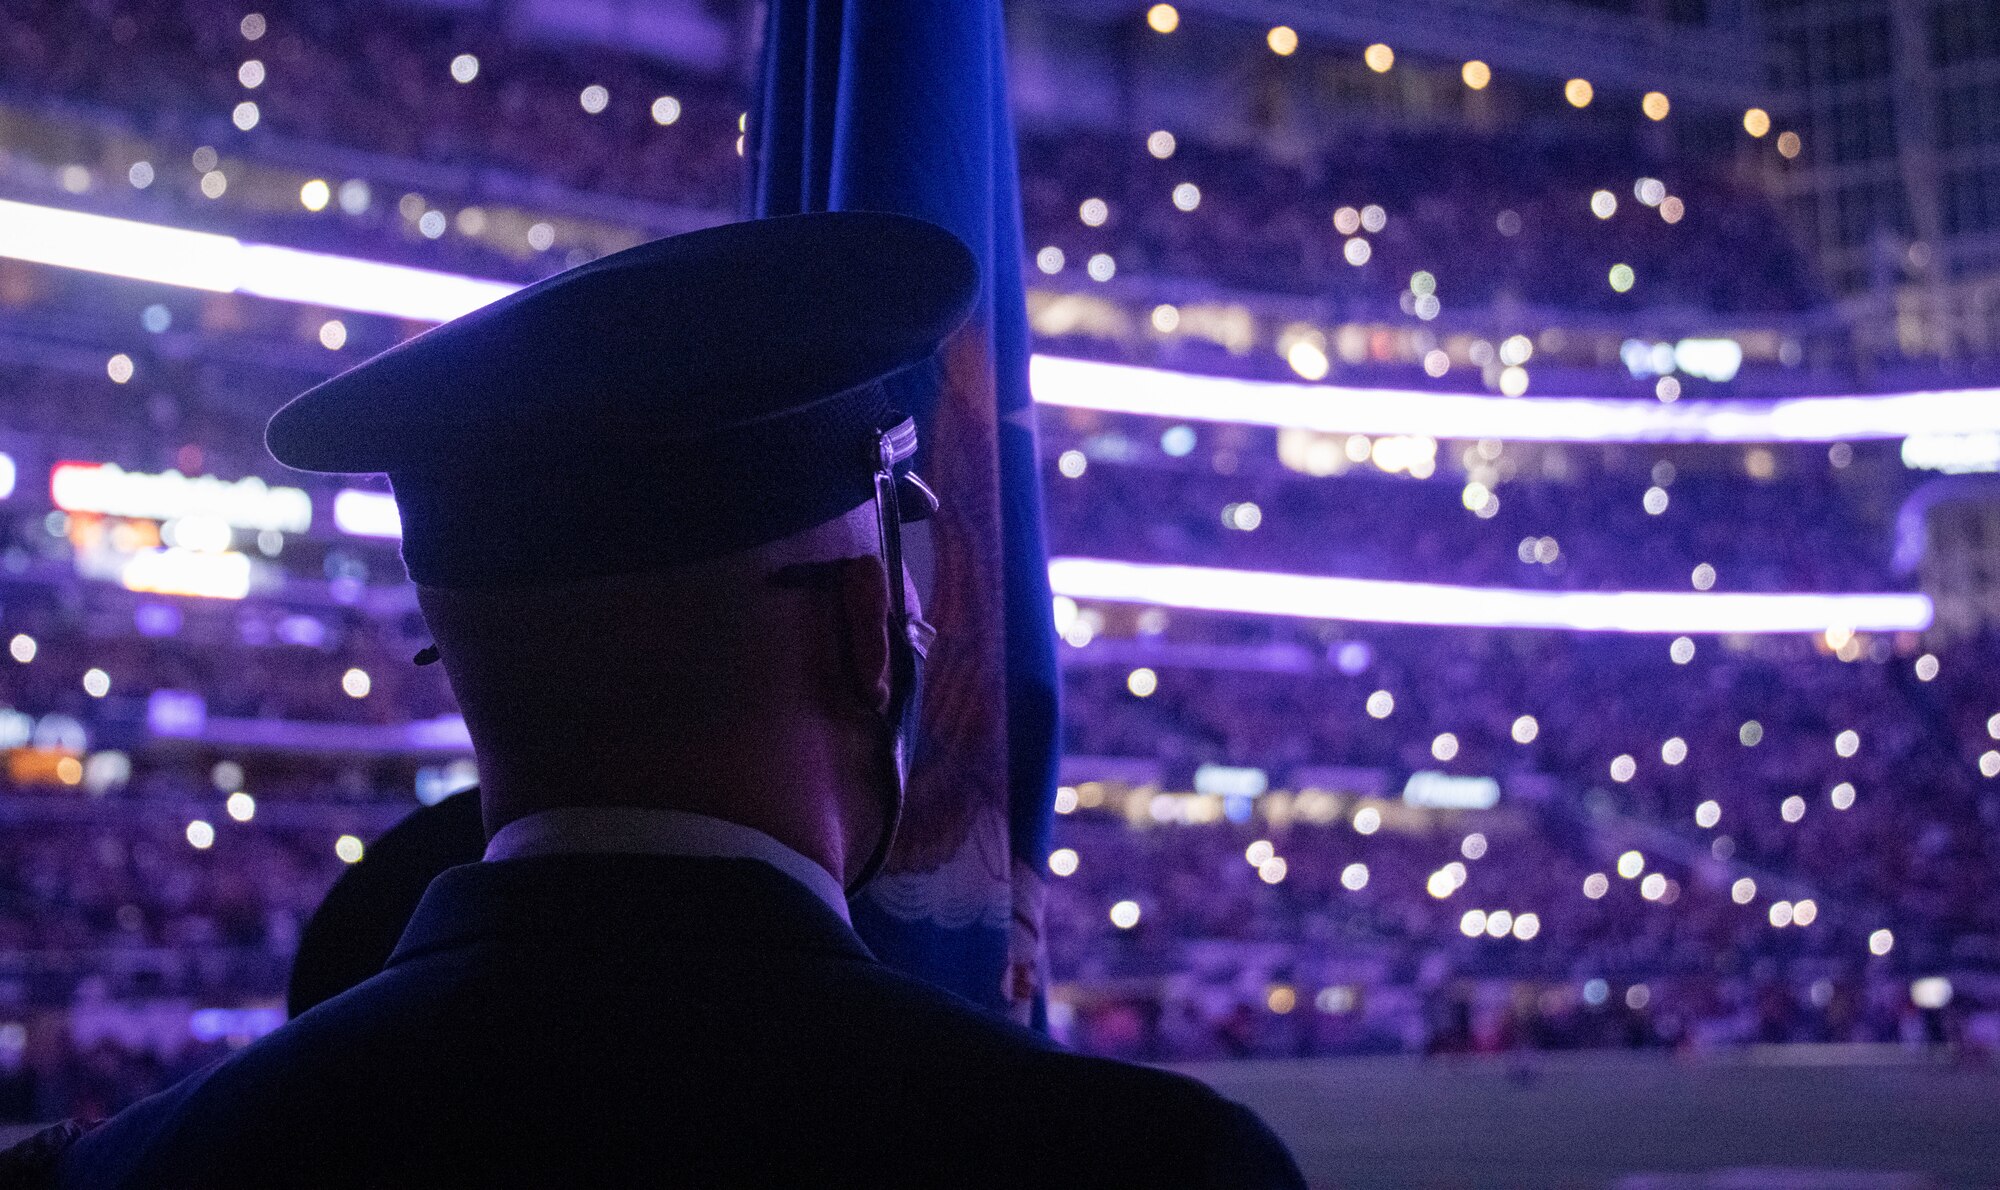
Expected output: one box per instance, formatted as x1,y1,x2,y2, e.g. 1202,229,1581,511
846,419,933,897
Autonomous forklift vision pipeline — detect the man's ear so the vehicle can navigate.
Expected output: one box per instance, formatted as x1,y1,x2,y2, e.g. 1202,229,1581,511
835,555,895,718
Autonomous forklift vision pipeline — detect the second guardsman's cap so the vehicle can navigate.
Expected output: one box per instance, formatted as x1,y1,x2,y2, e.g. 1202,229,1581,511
266,210,977,588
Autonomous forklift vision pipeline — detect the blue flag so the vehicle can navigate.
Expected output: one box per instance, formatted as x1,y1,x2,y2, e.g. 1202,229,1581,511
751,0,1059,1018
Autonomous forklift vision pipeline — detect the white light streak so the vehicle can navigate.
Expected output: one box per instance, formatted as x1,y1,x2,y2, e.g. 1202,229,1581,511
0,199,515,324
1047,558,1932,634
1029,355,2000,445
10,199,1996,445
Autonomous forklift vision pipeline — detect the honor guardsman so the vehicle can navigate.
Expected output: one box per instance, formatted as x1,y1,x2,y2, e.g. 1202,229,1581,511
47,212,1304,1189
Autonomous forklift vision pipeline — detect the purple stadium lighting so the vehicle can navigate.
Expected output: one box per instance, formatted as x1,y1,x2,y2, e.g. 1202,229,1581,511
1029,356,2000,444
0,199,514,323
9,198,2000,443
327,495,1918,633
1048,557,1935,634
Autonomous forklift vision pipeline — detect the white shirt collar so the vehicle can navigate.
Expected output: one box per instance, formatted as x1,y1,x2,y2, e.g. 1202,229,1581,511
483,806,850,925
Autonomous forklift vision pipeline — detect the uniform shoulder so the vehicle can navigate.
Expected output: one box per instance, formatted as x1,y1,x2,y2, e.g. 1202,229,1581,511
847,967,1303,1186
55,1060,223,1188
1029,1052,1306,1188
55,967,439,1188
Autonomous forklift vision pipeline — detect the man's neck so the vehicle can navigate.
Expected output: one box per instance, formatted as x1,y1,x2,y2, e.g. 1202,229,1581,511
477,744,858,889
482,805,852,923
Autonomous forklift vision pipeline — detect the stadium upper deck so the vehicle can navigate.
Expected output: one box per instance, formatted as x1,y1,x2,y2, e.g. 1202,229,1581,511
0,0,1857,395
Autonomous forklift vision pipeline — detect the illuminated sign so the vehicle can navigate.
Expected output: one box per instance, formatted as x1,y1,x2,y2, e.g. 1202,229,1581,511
1193,764,1269,798
1621,338,1744,383
52,462,311,532
6,748,81,786
1621,339,1678,378
34,713,85,752
276,615,327,647
0,708,88,788
147,690,208,737
333,489,403,538
1910,976,1953,1010
1364,434,1438,477
1901,431,2000,474
121,548,253,600
1403,771,1501,810
1673,338,1745,383
83,750,131,795
1276,429,1440,479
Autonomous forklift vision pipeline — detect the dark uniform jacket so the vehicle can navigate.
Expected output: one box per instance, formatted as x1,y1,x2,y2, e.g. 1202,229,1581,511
51,855,1305,1188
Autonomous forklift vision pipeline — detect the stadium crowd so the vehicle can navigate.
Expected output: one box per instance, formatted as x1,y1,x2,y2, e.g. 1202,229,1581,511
4,320,1994,1117
0,0,744,212
1043,450,1902,591
3,720,1992,1121
3,358,1914,612
0,818,338,1122
1062,624,2000,942
1,604,1995,1114
2,0,1823,318
1041,812,1988,1061
0,588,447,730
1021,126,1821,313
1,0,1989,1140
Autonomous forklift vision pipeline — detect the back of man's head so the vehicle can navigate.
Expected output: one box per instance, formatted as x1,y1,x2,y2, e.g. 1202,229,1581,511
414,500,906,884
